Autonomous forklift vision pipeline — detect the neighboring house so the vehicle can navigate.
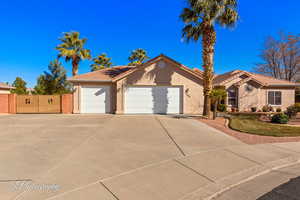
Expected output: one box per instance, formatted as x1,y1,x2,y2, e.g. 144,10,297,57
69,55,298,114
214,70,297,112
26,88,34,95
0,82,14,94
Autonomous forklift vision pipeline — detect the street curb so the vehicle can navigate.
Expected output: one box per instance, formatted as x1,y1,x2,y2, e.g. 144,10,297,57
180,156,300,200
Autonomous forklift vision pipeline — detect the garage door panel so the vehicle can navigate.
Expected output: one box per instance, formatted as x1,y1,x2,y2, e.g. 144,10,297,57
125,86,182,114
81,86,111,114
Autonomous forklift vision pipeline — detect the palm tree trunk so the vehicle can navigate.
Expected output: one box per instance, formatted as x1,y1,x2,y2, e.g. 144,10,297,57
213,100,218,120
202,25,216,118
72,58,79,76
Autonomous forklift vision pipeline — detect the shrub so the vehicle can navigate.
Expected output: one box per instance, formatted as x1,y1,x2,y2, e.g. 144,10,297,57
276,108,282,112
217,104,227,112
251,107,257,112
295,103,300,112
262,105,269,112
271,113,289,124
285,105,298,118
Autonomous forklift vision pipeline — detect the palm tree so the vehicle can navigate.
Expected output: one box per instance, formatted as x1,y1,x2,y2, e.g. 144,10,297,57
90,53,113,72
210,88,227,120
180,0,238,118
128,48,149,66
56,31,91,76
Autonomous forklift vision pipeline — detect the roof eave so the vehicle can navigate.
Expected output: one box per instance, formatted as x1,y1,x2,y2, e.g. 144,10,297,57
68,79,112,83
266,84,298,87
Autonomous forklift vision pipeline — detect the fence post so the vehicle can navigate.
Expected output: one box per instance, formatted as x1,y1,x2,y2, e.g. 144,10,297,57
8,94,16,114
61,94,73,114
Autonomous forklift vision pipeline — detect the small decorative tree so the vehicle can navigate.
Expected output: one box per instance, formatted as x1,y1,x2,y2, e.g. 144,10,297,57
210,88,227,120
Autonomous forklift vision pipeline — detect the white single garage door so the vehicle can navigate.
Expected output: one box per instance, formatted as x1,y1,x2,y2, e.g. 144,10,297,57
125,86,182,114
81,86,111,114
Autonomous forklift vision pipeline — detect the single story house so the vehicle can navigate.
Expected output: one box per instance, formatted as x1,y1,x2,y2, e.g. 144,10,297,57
69,55,298,114
0,82,14,94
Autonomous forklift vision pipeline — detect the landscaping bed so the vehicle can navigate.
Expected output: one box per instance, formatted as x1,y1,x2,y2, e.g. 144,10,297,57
198,117,300,144
229,114,300,137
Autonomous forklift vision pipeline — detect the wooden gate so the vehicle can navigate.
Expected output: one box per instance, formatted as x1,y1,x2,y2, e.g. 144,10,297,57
16,95,61,113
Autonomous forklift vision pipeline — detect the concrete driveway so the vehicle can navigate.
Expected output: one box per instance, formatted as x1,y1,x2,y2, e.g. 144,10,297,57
0,115,300,200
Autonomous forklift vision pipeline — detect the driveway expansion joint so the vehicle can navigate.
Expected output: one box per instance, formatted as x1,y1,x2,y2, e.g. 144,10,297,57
224,148,263,166
99,181,120,200
155,116,186,156
173,159,216,183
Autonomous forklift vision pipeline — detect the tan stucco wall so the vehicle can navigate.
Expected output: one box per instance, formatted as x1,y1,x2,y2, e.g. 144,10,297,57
238,82,264,111
235,81,295,111
261,87,295,111
115,60,204,114
0,89,10,94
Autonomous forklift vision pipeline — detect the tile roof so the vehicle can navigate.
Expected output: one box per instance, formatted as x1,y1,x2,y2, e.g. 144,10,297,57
112,55,204,81
249,73,296,86
68,66,134,82
213,70,243,85
213,70,297,86
68,55,296,87
69,55,204,83
0,82,14,89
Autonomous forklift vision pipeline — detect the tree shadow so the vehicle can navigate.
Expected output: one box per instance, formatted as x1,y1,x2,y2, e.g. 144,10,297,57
257,176,300,200
147,62,173,114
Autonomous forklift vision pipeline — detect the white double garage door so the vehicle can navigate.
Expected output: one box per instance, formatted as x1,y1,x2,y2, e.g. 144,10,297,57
81,86,182,114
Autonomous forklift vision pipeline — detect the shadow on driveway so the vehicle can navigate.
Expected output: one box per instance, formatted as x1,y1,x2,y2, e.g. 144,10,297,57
257,176,300,200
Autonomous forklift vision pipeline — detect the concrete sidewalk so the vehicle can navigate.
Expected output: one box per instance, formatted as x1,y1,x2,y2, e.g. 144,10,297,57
0,115,300,200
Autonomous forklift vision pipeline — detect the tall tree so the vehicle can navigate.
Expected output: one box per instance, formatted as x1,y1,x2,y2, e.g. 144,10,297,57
254,33,300,81
10,77,28,95
56,31,91,76
180,0,238,118
33,59,72,95
90,53,112,71
128,49,149,66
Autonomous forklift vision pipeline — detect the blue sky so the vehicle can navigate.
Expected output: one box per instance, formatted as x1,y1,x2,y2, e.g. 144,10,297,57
0,0,299,87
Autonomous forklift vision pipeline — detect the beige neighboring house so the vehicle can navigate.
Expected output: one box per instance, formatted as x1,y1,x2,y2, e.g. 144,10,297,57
214,70,297,111
69,55,298,114
0,82,14,94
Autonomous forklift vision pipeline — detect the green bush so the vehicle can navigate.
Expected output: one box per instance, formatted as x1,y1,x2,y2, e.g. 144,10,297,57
285,105,298,118
217,104,227,112
295,103,300,112
262,105,273,112
271,113,289,124
276,108,282,112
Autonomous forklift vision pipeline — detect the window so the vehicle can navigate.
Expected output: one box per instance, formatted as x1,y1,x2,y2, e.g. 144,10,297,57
228,87,237,106
268,91,282,105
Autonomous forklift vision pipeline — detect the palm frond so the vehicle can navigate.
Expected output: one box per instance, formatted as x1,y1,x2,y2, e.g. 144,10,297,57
180,0,239,42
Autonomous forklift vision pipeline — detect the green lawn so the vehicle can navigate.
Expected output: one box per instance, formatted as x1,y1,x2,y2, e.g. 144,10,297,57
229,115,300,137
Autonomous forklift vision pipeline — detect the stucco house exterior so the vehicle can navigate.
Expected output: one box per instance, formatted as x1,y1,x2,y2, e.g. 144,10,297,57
69,55,298,114
213,70,296,112
0,82,14,94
